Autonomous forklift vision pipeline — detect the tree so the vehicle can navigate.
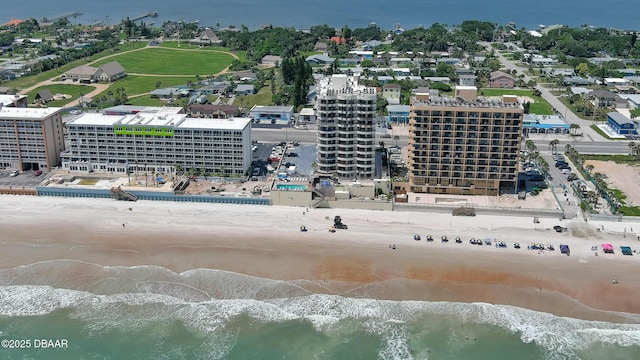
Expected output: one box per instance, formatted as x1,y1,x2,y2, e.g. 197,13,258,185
549,139,559,154
569,123,580,135
155,81,162,89
523,101,531,114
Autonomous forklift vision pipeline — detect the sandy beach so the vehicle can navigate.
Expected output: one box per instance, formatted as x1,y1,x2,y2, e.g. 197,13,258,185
1,195,639,324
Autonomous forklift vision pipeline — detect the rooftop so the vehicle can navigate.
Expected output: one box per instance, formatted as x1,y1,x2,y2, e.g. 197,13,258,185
250,105,294,112
67,112,252,130
412,95,523,109
0,106,62,119
317,74,376,96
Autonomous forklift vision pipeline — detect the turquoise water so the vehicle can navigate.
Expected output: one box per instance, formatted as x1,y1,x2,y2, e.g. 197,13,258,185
276,184,307,191
1,261,639,359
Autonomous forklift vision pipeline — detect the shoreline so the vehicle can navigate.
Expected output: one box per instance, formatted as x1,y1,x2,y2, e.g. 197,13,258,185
1,195,639,324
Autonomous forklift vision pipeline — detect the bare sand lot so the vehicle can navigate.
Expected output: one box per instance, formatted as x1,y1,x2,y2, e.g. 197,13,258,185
584,160,640,206
1,195,639,324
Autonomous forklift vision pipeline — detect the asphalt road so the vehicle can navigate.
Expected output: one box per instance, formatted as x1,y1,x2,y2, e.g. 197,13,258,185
480,41,603,141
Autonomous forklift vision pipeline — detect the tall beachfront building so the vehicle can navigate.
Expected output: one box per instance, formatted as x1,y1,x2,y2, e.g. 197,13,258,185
408,87,523,196
62,111,252,176
0,105,65,172
315,74,377,179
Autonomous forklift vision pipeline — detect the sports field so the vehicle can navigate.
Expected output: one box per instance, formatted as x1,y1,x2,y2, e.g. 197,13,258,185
92,48,236,75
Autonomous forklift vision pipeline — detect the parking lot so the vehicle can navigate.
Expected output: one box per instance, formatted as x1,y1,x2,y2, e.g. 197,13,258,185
0,170,50,187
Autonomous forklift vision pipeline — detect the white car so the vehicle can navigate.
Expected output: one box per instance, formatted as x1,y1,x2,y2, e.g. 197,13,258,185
561,168,572,174
9,170,19,177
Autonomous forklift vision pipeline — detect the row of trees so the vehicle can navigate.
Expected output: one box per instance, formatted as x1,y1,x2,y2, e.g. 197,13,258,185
275,57,313,108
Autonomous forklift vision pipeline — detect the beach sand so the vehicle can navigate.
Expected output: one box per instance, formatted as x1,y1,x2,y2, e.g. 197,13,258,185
1,195,639,323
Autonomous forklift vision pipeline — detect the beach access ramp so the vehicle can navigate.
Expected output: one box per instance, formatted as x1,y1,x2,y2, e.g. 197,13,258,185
111,186,138,201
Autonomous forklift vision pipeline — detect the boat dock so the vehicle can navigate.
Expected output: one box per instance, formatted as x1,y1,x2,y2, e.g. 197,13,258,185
131,12,158,22
41,12,82,23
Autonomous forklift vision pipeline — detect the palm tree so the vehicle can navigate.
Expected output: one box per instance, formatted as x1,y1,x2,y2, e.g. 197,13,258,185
585,164,595,174
548,139,559,154
569,123,580,135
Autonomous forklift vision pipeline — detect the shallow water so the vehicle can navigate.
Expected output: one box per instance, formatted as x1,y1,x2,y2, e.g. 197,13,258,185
1,261,639,359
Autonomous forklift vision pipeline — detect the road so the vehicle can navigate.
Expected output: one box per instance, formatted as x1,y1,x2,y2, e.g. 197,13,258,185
480,42,604,141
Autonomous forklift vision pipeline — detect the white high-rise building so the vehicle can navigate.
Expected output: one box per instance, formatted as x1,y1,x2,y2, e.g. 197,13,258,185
0,106,64,172
62,112,252,176
315,74,377,179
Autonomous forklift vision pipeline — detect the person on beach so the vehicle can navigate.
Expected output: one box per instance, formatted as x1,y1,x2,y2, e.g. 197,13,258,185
122,223,125,228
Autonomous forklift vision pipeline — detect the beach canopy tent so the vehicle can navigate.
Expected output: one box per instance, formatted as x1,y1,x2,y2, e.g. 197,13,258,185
602,243,614,254
560,244,570,254
621,246,633,256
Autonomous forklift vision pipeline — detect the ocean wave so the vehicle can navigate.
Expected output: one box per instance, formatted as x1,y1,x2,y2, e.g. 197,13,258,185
1,262,640,359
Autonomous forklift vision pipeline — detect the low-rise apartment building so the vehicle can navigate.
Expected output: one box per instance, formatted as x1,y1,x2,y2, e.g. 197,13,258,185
61,112,252,176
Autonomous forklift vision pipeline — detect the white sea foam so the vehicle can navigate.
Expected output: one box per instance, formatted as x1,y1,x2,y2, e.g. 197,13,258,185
1,263,640,359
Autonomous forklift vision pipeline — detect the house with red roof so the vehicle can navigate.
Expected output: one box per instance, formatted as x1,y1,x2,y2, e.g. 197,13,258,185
330,36,347,45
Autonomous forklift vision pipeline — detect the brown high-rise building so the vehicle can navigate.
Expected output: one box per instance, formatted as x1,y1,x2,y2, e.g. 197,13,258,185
408,88,523,195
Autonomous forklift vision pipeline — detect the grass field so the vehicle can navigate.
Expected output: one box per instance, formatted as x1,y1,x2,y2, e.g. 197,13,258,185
92,48,235,75
241,85,273,108
478,88,554,115
125,96,167,106
3,43,147,90
26,84,96,107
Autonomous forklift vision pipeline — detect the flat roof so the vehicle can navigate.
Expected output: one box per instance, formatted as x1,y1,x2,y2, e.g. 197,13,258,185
103,105,183,114
67,112,251,130
0,106,62,119
0,94,26,106
299,108,315,115
250,105,294,112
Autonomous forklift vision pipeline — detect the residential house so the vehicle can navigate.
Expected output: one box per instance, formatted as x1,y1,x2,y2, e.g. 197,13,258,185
607,112,637,135
458,75,476,86
235,71,257,82
306,54,336,65
382,83,401,104
35,89,54,103
387,104,410,124
149,87,184,100
261,55,282,66
424,77,451,84
94,61,126,82
391,68,411,76
338,58,360,66
200,81,230,95
437,58,461,66
604,78,630,87
618,94,640,109
0,87,10,95
313,42,328,52
389,57,413,67
190,28,222,46
530,57,558,66
588,90,618,108
489,70,515,88
330,36,346,44
361,40,382,50
570,87,591,96
234,84,255,96
563,76,592,86
189,104,240,118
348,50,374,60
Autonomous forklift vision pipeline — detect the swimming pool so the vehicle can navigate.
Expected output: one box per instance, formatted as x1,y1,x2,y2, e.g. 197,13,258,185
276,184,307,191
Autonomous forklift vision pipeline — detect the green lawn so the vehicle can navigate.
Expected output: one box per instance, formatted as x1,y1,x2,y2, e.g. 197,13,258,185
241,85,273,108
92,48,235,75
111,75,192,96
26,84,96,107
478,88,554,115
125,96,167,106
2,42,147,90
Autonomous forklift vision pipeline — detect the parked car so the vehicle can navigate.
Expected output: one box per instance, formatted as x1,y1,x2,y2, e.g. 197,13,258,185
34,170,43,176
9,170,19,177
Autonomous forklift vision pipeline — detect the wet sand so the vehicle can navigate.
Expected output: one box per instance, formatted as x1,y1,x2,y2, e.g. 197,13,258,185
1,195,639,323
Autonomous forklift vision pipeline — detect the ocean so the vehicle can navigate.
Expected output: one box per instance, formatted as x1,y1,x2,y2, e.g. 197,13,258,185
3,0,640,31
1,260,639,359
